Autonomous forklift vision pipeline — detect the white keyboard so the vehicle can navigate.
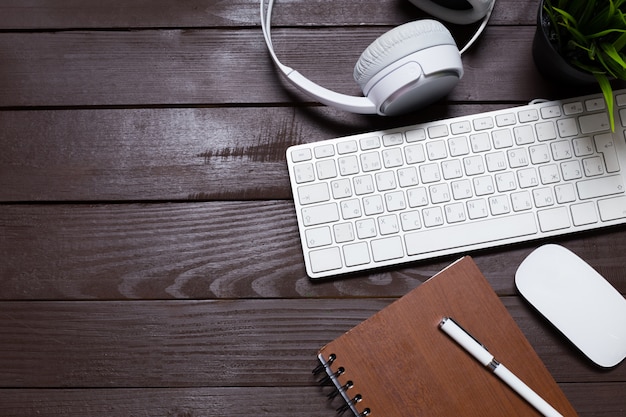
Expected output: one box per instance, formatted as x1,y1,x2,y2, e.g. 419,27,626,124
287,90,626,279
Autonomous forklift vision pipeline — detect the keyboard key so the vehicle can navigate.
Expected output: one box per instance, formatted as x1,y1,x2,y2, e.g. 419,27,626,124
536,121,557,141
298,183,330,205
507,148,530,168
360,151,382,172
333,222,355,243
426,140,448,160
513,125,535,145
405,143,426,163
557,118,578,137
571,201,598,226
463,155,485,175
429,183,451,203
452,179,473,199
378,214,400,235
492,129,514,149
470,133,491,152
302,203,339,226
356,218,377,239
563,101,583,115
495,113,516,126
585,98,606,111
383,133,403,146
474,116,494,131
316,159,337,179
540,105,562,119
532,187,555,207
467,199,489,219
338,155,360,176
422,207,445,227
405,128,426,142
337,140,358,154
448,136,470,156
340,199,362,219
427,124,448,138
572,137,594,156
293,163,315,183
360,136,381,150
594,133,620,172
397,167,419,187
550,140,573,160
518,109,539,123
305,226,332,248
375,171,397,191
405,213,538,255
444,202,466,223
385,191,407,212
331,178,352,199
582,156,604,177
343,242,371,267
598,195,626,221
382,147,404,168
400,210,422,231
451,120,471,134
554,183,576,203
579,112,610,134
314,144,335,158
309,247,342,273
291,148,312,162
488,195,511,215
577,175,625,199
537,207,571,231
363,195,384,215
511,191,532,211
419,163,441,183
407,187,429,207
371,236,404,262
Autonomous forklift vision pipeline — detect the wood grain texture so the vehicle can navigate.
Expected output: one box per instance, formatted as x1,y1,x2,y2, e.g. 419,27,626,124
0,298,624,388
0,105,545,202
1,384,623,417
0,0,537,29
2,203,626,300
0,27,594,108
1,0,625,416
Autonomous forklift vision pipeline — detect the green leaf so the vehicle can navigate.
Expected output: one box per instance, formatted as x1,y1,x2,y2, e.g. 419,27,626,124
594,73,616,132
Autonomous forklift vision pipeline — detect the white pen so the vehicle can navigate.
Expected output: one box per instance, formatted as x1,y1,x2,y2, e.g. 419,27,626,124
439,317,564,417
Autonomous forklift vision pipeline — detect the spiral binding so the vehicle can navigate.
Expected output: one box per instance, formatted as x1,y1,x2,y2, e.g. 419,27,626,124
313,353,371,417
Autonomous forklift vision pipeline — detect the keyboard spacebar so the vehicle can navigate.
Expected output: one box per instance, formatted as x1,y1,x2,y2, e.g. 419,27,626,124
405,213,538,255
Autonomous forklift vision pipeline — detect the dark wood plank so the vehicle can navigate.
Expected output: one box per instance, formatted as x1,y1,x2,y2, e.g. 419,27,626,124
0,0,538,29
0,299,623,388
1,102,609,203
0,26,587,109
0,383,624,417
2,203,626,300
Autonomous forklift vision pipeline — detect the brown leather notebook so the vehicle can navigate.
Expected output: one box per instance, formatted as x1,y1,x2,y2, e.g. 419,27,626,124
315,256,577,416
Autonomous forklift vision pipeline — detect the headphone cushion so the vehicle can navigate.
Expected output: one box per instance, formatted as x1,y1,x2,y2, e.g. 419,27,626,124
353,19,457,91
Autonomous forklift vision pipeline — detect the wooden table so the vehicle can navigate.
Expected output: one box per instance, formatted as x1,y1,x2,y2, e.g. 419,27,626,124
1,1,624,415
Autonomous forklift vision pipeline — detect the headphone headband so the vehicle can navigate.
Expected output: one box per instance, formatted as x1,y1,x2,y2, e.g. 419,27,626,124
260,0,495,115
409,0,494,25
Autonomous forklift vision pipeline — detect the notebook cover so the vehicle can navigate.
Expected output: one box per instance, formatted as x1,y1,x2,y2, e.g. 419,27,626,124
317,256,578,416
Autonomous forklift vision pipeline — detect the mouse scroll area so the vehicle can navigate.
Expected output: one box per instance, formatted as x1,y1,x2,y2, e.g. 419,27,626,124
515,244,626,368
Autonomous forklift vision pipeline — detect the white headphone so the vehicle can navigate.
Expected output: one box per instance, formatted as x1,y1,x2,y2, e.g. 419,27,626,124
260,0,495,116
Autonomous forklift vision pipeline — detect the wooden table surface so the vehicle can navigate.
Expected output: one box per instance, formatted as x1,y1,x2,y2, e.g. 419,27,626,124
1,1,625,416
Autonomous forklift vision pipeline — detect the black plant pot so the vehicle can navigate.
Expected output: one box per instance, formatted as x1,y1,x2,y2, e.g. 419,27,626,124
532,1,597,85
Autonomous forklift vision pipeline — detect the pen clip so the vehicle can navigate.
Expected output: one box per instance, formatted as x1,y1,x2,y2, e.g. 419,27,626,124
440,317,489,352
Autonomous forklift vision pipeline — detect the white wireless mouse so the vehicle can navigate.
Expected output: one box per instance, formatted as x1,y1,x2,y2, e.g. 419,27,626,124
515,244,626,368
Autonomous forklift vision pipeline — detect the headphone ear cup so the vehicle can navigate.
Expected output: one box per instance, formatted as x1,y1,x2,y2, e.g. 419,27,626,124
354,19,463,116
354,20,454,89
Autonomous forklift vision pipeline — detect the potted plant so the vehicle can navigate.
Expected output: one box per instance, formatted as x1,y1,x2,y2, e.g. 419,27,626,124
533,0,626,131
